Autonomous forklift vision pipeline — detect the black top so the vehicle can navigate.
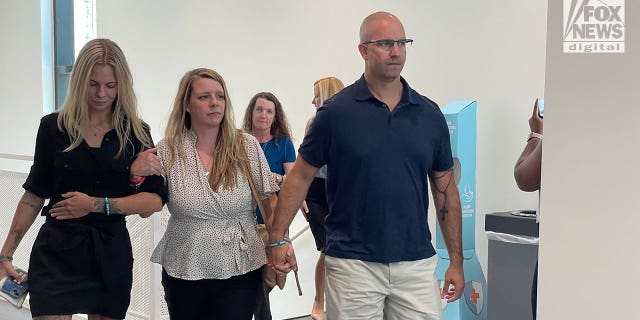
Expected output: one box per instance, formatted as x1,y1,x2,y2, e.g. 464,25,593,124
23,113,167,318
24,113,167,220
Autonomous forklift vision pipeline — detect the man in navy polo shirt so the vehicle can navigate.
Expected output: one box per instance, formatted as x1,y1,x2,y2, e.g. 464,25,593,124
269,11,464,319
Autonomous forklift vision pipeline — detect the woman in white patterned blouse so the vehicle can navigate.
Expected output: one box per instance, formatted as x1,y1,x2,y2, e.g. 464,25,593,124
131,68,278,319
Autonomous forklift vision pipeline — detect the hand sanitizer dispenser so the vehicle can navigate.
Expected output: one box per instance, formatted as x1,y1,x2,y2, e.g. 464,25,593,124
435,100,487,319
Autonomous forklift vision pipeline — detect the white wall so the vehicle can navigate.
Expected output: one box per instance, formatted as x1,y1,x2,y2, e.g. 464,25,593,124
0,1,549,318
0,1,47,172
96,0,547,252
96,1,547,317
538,1,640,319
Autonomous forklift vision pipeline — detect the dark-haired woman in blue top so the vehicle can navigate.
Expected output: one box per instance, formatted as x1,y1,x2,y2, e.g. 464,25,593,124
242,91,295,320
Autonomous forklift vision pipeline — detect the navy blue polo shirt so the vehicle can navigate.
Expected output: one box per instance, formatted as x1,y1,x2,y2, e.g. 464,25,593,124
299,75,453,263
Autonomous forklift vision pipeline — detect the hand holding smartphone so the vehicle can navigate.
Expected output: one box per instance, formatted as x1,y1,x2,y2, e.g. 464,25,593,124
537,98,544,118
0,268,28,308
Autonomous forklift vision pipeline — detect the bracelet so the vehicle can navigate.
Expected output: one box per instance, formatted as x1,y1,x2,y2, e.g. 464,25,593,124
527,132,543,142
130,175,146,189
0,255,13,262
267,237,291,248
130,175,146,184
104,197,111,216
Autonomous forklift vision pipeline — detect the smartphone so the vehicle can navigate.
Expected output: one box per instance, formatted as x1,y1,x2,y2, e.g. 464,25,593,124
0,268,28,300
537,98,544,118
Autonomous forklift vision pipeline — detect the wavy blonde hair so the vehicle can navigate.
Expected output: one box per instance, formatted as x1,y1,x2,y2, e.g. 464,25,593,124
314,77,345,106
164,68,248,190
57,38,152,157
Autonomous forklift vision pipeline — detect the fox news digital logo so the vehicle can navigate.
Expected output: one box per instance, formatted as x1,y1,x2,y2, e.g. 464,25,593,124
563,0,625,53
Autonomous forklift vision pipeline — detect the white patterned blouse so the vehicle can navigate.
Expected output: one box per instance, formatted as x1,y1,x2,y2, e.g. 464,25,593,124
151,131,279,280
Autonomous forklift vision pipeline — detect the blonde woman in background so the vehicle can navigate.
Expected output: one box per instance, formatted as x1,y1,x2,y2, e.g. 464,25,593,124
304,77,344,320
131,68,278,319
0,38,166,320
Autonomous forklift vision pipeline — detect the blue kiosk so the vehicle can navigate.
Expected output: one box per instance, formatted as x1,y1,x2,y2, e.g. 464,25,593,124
434,100,487,319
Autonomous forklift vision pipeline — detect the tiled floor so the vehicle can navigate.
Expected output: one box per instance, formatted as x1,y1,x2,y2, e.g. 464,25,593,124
0,300,30,320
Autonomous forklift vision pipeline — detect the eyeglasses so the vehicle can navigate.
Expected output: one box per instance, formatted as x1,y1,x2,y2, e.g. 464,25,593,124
361,39,414,51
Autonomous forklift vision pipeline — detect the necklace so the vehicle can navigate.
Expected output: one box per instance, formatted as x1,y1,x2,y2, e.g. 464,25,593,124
260,140,270,153
197,149,214,171
90,126,104,137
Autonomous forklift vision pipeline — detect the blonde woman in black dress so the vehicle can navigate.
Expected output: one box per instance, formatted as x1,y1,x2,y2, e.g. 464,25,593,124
0,39,166,320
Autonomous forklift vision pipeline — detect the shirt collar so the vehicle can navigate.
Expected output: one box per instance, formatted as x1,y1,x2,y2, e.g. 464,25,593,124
353,74,420,106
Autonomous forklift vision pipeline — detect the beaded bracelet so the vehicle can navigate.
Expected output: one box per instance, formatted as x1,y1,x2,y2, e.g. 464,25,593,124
104,197,111,216
0,255,13,262
267,237,291,248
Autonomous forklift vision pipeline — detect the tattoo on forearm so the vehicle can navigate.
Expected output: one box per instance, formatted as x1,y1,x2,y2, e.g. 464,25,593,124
19,198,41,210
109,199,122,214
97,198,123,215
11,230,24,248
93,198,102,212
431,169,454,221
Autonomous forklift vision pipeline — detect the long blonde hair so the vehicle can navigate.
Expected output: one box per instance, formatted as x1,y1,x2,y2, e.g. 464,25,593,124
164,68,248,190
314,77,345,106
57,38,152,157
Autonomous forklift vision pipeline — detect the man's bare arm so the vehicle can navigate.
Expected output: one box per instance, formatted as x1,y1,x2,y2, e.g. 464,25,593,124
429,168,465,302
270,155,319,240
269,155,319,273
428,169,463,265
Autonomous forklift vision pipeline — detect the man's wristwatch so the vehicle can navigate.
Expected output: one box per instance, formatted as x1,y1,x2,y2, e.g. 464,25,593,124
527,132,543,142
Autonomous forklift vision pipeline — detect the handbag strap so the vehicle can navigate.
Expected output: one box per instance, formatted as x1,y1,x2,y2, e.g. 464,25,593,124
238,137,270,229
239,135,303,296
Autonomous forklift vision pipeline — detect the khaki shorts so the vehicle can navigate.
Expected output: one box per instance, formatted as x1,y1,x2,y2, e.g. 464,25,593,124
325,255,442,320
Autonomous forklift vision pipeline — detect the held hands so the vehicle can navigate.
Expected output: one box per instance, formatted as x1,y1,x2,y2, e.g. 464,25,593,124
274,173,285,186
269,242,298,275
49,191,94,220
529,99,544,134
442,263,465,303
131,147,162,177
